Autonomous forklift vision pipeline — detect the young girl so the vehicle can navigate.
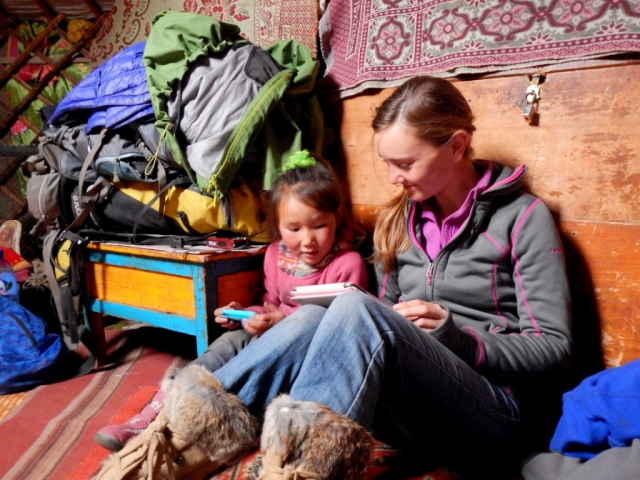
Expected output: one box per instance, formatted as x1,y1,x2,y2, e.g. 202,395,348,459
94,151,369,451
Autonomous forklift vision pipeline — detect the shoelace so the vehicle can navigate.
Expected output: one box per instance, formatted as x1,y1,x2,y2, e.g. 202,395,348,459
146,429,175,479
98,412,177,480
261,457,322,480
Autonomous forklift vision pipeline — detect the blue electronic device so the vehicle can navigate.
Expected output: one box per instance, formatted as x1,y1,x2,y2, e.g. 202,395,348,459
219,309,254,321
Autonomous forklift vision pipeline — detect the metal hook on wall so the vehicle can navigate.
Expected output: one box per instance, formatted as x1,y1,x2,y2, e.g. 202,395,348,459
521,73,546,125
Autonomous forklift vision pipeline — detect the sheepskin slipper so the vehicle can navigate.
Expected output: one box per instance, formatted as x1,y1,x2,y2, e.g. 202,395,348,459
94,364,258,480
259,394,375,480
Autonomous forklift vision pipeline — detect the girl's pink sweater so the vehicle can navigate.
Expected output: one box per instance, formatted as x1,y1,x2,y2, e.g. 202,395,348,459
247,242,369,316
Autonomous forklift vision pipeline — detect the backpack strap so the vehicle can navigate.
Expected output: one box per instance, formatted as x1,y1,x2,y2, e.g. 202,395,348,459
78,127,108,196
42,229,90,350
73,324,98,376
42,230,65,326
41,229,97,375
130,176,195,238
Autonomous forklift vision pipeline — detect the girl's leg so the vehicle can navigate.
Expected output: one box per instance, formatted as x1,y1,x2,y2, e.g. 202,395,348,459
94,305,325,452
95,329,258,451
213,304,327,415
191,329,258,372
94,379,168,451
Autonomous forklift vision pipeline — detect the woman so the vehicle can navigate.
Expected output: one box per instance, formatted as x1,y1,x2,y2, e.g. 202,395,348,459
97,76,572,480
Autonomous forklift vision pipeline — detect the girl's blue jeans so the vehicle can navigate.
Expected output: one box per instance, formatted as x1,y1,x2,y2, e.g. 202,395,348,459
213,292,521,456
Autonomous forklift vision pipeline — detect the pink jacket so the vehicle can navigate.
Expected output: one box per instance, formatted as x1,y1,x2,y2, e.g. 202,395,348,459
248,242,369,316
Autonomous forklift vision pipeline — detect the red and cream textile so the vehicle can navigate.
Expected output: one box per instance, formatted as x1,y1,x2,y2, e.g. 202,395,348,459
89,0,319,66
319,0,640,99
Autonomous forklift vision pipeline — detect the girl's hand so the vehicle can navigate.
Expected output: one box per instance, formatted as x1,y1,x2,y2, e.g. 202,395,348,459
393,299,447,332
242,303,285,336
214,301,244,330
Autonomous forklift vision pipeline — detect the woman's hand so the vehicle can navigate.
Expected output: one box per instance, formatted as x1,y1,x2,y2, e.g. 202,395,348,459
214,301,245,330
242,303,285,336
393,299,447,332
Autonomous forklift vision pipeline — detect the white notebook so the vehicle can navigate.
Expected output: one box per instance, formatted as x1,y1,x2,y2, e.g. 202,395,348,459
290,282,388,308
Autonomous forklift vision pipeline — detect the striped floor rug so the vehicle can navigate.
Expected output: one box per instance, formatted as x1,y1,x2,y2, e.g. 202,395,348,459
1,326,462,480
0,327,192,480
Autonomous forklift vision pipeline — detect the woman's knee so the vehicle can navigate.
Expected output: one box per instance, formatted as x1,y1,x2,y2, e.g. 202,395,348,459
328,292,396,327
268,304,326,340
328,291,375,311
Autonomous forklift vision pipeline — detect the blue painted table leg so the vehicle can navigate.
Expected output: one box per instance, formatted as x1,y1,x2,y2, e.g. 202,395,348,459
193,266,209,356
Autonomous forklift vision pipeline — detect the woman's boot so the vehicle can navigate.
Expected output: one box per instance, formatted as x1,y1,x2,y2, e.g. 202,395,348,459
259,394,375,480
94,364,258,479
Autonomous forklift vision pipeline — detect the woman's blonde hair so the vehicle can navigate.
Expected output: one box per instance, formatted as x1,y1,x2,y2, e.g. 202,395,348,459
372,76,476,273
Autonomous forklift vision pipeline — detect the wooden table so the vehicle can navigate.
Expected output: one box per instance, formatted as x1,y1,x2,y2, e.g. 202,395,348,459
83,241,266,364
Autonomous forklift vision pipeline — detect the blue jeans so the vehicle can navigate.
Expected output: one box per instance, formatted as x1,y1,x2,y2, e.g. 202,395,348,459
214,292,521,459
192,329,257,372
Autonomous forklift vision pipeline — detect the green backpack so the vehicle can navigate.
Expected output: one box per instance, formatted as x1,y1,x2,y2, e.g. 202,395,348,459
143,10,324,197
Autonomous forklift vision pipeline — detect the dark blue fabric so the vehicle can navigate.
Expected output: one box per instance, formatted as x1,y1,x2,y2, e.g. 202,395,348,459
550,359,640,459
0,296,70,394
49,42,154,132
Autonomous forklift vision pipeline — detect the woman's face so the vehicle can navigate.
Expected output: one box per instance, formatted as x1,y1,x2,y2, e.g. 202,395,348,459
278,195,338,267
374,122,457,202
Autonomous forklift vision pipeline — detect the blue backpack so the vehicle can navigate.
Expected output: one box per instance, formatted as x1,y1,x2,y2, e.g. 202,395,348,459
0,295,95,394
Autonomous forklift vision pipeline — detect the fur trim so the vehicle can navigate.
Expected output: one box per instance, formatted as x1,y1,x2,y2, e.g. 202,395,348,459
164,364,258,464
260,394,375,479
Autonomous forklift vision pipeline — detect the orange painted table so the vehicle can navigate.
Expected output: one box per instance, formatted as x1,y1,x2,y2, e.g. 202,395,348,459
83,242,266,364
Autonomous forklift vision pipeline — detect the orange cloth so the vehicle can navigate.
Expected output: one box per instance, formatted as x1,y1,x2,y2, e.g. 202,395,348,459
0,248,32,282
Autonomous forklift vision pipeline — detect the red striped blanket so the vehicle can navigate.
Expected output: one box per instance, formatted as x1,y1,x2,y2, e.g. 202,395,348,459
0,327,462,479
0,328,190,480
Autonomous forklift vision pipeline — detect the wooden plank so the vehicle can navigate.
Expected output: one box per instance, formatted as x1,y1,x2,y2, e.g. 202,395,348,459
333,62,640,225
561,220,640,369
458,65,640,223
85,262,196,318
216,270,264,308
331,89,396,208
86,241,267,264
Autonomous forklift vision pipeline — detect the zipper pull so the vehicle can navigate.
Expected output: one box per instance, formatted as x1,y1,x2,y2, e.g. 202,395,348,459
427,263,433,286
113,159,120,183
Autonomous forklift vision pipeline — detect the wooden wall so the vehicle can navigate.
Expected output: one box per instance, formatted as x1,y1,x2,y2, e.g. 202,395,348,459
327,61,640,374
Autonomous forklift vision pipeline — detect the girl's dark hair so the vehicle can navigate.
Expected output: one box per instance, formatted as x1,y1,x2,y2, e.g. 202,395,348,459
372,76,477,273
266,156,349,243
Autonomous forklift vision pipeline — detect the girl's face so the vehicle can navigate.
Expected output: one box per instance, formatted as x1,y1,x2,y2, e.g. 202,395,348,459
278,196,338,267
374,122,458,202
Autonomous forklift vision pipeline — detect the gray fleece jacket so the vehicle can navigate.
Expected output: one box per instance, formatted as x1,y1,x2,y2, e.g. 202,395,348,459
376,161,572,385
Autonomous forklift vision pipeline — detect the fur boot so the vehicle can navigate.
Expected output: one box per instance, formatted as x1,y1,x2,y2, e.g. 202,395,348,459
258,395,375,480
93,364,258,479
